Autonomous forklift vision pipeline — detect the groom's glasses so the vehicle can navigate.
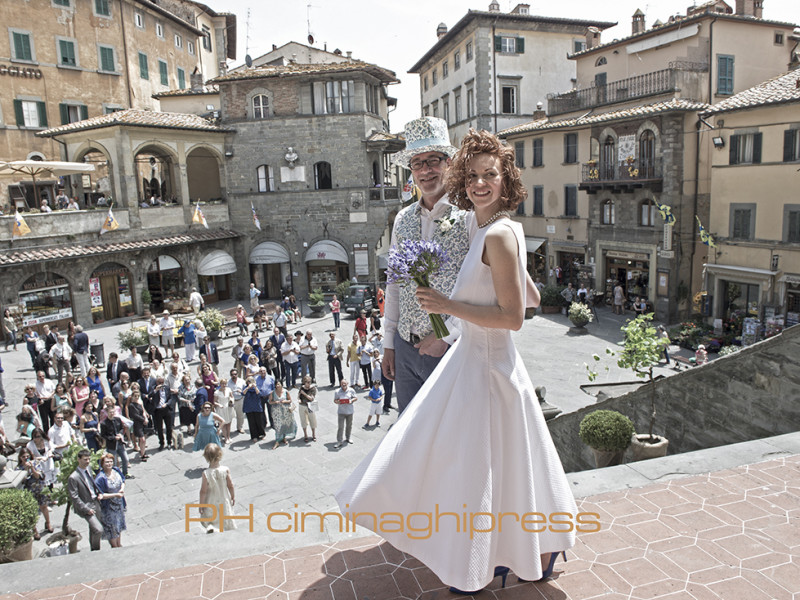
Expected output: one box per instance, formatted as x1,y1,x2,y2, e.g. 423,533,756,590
409,155,446,171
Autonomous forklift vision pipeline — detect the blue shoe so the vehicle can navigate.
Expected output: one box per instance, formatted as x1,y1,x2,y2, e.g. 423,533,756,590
449,566,509,595
518,552,567,583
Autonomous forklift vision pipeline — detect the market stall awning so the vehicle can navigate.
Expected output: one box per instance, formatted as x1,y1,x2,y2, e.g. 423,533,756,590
305,240,348,263
249,241,290,264
525,237,546,253
0,160,96,178
704,263,776,283
198,250,237,276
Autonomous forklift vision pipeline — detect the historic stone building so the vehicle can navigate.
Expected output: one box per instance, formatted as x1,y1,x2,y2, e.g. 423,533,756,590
501,0,797,323
210,59,404,302
409,2,614,145
0,0,235,209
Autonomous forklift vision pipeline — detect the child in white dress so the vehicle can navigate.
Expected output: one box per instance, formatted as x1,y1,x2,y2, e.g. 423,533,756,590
198,443,236,533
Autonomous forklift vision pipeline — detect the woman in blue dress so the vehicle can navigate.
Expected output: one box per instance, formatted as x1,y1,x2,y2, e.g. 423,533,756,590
80,398,101,451
95,452,126,547
86,366,106,401
269,381,296,450
193,401,224,451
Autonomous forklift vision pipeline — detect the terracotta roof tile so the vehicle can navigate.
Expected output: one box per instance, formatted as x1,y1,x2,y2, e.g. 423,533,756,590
499,98,709,136
209,60,399,84
702,70,800,114
152,87,219,99
1,229,239,267
37,109,229,138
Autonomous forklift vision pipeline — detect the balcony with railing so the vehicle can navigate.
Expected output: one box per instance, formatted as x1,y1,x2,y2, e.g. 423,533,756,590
579,158,663,193
547,62,707,116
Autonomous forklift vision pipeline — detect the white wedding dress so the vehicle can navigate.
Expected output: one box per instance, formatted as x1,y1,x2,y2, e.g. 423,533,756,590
336,219,577,591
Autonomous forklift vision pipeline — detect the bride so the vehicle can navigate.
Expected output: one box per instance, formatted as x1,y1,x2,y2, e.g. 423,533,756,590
336,130,577,593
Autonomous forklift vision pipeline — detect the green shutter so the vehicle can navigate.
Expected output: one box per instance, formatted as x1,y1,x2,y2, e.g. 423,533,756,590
494,35,502,52
752,132,762,164
729,134,739,165
37,102,47,127
159,60,168,85
80,105,88,120
784,130,797,162
13,32,32,61
177,68,185,89
14,99,24,126
60,103,69,125
100,46,114,71
139,52,148,79
516,36,524,53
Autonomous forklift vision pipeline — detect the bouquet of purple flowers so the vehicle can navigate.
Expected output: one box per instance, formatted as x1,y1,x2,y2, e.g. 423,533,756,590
386,239,450,339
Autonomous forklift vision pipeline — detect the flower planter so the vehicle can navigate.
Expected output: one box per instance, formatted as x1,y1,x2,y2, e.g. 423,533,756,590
0,539,32,563
591,448,625,468
630,434,669,461
209,330,220,341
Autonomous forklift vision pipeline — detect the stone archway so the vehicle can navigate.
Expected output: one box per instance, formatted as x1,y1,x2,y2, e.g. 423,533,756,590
75,146,113,208
134,145,178,205
186,145,223,202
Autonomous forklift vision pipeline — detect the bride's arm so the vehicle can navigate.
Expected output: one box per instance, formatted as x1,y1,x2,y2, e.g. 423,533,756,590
416,227,524,331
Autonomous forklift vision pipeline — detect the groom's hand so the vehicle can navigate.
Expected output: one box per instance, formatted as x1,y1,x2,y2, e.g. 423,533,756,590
383,348,395,381
416,334,448,358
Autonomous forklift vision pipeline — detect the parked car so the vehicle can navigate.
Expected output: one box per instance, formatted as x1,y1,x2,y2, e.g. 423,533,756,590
343,285,374,316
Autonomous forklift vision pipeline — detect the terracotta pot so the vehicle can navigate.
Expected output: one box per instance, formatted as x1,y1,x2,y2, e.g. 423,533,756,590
524,307,536,319
630,434,669,461
541,305,561,314
0,539,33,563
591,447,625,468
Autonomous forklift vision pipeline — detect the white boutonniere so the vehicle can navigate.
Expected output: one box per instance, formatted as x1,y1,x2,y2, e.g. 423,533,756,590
435,216,456,233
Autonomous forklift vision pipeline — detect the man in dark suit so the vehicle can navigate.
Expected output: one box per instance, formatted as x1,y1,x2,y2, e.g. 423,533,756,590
67,449,104,551
138,366,156,399
43,324,59,353
149,375,175,450
199,339,219,374
268,327,286,381
193,378,209,415
73,325,91,377
106,352,126,390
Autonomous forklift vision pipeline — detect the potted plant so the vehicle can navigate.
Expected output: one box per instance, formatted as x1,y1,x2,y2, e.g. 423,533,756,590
117,327,149,352
308,288,326,317
198,307,224,340
579,410,635,468
141,288,152,317
568,302,593,333
46,443,103,554
0,489,39,563
539,284,565,314
617,314,670,460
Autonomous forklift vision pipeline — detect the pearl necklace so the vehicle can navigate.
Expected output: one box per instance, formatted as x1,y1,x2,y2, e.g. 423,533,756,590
477,210,511,229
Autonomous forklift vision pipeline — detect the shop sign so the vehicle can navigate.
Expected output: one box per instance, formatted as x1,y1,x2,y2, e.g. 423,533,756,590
658,250,674,259
89,277,103,307
23,308,73,327
780,274,800,285
22,278,68,291
0,64,43,79
606,251,649,261
316,252,327,259
91,268,129,278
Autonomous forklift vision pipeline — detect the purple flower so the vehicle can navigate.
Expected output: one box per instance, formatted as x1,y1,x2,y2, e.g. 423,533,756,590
386,240,449,287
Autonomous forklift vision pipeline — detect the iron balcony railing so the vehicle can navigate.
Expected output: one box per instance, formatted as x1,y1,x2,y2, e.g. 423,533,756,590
581,158,662,184
547,63,707,116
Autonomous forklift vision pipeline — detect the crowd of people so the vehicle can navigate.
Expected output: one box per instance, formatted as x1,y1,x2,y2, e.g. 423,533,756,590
0,301,393,547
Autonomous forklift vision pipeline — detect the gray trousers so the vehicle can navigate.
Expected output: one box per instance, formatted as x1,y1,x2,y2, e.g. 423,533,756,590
393,332,444,413
81,502,104,550
300,354,316,381
336,413,353,443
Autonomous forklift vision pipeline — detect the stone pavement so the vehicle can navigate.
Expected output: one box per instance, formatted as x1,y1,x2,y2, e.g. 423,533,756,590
1,436,798,600
1,302,694,595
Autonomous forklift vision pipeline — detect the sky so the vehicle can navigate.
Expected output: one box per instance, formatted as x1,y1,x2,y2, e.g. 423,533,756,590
221,0,800,132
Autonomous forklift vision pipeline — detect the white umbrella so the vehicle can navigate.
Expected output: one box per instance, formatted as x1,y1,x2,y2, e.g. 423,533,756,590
0,160,95,208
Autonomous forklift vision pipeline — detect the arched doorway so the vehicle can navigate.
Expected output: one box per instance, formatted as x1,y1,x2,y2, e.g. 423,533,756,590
187,146,222,202
89,262,133,323
147,255,184,311
76,148,112,207
249,241,291,299
639,130,656,178
305,240,349,292
197,249,236,303
18,271,74,332
135,146,176,205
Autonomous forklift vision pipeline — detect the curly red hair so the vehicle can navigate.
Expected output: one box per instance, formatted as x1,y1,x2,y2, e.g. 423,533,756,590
445,129,527,211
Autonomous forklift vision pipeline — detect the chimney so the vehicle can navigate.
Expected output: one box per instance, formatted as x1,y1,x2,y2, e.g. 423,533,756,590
632,9,646,35
346,50,352,61
533,101,546,120
510,3,530,14
436,23,448,39
735,0,763,18
488,1,500,12
190,71,203,91
586,26,601,50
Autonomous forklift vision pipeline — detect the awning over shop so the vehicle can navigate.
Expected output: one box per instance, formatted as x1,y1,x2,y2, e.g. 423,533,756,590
305,240,348,263
525,237,545,253
704,263,775,278
198,250,237,276
156,255,181,271
250,241,290,264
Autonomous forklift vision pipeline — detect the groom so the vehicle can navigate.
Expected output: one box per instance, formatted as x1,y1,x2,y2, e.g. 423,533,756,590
383,117,470,413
